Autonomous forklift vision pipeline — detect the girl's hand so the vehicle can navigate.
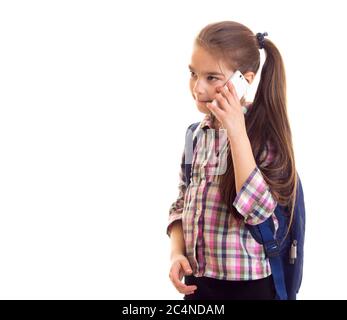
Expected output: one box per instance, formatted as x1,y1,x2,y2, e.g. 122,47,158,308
206,80,247,139
169,254,197,295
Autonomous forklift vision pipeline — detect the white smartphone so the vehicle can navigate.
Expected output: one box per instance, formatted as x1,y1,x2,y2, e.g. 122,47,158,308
212,70,249,106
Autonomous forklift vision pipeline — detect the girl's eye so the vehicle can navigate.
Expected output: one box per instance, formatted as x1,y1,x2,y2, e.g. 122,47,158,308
207,76,218,81
190,72,218,82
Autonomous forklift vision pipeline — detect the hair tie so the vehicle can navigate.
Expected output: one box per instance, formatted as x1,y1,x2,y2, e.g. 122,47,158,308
256,32,268,49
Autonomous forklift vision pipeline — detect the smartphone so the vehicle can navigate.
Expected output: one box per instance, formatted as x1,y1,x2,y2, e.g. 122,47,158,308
212,70,249,107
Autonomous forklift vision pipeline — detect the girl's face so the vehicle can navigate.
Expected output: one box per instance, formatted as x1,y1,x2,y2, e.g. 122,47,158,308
189,44,233,114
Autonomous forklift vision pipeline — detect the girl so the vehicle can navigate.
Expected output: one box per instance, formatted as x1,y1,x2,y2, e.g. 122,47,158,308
167,21,298,300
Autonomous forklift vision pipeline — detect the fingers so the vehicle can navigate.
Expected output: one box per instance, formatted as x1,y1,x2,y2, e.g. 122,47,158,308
213,94,227,110
206,99,225,119
169,261,198,295
220,81,235,105
225,79,236,96
211,81,242,115
180,259,193,277
212,85,232,111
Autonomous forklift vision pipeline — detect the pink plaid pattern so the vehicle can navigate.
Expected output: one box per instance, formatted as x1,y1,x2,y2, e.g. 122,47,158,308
167,109,278,280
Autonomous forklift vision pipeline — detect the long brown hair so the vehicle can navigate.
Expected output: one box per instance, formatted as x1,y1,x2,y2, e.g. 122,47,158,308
195,21,297,231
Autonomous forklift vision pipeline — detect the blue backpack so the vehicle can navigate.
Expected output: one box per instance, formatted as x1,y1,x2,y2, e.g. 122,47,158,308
183,122,306,300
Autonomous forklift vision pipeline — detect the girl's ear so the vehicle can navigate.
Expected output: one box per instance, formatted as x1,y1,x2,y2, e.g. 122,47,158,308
243,71,255,85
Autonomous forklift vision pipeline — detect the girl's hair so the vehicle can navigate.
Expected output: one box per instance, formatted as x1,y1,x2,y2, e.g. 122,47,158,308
195,21,297,231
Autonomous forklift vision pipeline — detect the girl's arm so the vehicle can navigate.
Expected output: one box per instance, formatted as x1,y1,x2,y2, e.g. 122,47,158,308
167,148,187,256
228,131,277,225
167,148,187,236
228,130,257,194
206,81,277,226
169,220,186,259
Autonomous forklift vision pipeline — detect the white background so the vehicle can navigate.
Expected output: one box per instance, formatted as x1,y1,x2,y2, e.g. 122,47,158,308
0,0,346,300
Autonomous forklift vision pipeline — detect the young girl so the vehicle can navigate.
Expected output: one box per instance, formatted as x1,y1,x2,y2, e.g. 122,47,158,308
167,21,298,300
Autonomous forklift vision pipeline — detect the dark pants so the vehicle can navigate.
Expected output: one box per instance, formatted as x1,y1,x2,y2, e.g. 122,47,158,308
184,275,276,300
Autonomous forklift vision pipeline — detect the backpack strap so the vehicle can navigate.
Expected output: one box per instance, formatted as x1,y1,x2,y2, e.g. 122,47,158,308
247,175,304,300
253,218,288,300
184,122,200,187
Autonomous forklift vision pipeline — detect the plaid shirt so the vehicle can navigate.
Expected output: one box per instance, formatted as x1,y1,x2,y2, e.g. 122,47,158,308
167,106,278,280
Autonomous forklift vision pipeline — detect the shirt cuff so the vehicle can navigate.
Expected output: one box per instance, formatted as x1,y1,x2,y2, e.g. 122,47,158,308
166,214,182,237
233,166,277,225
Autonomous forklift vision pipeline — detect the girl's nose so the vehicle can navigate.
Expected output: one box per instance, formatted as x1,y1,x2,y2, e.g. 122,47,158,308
193,80,207,95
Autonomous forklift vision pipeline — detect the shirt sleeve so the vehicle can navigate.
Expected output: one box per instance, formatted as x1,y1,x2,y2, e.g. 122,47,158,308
166,148,187,237
232,141,277,226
